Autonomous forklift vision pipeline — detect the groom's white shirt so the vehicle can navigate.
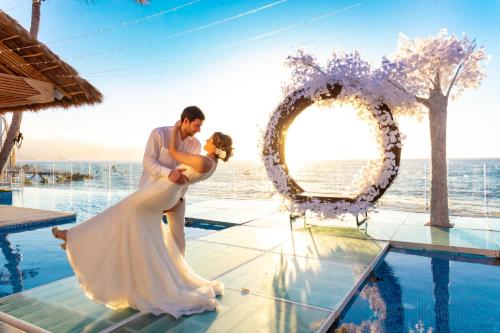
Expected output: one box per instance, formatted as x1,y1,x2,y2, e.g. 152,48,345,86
139,126,201,190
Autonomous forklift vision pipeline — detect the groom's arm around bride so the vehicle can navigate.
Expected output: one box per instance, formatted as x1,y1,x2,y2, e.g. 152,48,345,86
141,128,189,186
138,106,205,256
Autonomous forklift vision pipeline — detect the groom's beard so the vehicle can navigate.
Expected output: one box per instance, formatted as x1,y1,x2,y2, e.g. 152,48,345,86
181,128,195,137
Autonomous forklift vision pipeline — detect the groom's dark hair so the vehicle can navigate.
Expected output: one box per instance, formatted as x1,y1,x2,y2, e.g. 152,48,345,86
181,106,205,122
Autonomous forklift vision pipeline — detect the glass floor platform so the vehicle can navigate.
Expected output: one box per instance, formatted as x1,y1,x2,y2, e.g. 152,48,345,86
1,199,498,332
0,214,385,332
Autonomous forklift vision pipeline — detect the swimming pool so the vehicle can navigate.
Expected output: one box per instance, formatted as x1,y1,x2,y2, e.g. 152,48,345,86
0,187,217,297
332,248,500,333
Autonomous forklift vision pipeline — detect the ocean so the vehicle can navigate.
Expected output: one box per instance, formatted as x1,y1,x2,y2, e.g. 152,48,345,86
11,159,500,217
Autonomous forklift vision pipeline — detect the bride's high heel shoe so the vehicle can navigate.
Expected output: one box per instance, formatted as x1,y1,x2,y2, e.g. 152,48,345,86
51,227,63,240
52,227,67,250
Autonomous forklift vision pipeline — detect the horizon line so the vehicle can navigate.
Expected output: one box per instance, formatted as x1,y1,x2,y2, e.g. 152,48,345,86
16,157,500,163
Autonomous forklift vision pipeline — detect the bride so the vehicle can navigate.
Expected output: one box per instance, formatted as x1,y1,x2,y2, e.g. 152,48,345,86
51,122,233,318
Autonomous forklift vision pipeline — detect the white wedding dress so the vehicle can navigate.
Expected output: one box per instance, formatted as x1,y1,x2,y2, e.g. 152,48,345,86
65,159,223,318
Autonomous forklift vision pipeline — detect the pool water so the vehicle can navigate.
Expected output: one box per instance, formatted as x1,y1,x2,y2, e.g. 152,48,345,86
0,187,218,297
0,226,73,297
333,248,500,333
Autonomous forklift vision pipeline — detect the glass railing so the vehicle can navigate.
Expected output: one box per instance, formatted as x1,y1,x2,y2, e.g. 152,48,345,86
1,159,498,217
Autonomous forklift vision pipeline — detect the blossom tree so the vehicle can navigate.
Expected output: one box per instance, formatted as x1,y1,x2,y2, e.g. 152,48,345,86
378,29,489,227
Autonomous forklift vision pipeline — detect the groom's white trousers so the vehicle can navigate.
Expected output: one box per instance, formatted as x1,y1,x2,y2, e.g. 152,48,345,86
165,200,187,256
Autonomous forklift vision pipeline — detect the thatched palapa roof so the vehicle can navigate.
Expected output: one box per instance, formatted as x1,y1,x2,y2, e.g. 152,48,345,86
0,11,102,113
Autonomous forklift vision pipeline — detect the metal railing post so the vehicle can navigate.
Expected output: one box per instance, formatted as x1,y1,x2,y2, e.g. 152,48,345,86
483,163,488,216
20,162,23,186
424,163,428,211
129,163,132,192
108,163,111,191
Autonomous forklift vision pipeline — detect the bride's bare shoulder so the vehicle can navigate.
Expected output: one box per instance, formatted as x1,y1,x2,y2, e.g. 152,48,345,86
200,156,215,173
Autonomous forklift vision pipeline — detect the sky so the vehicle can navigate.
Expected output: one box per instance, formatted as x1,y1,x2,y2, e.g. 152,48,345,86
1,0,499,161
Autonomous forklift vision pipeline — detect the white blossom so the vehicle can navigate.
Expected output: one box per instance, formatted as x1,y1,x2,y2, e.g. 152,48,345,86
377,29,489,111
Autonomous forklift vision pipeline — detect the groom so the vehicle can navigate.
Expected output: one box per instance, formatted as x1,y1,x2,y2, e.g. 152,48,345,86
139,106,205,256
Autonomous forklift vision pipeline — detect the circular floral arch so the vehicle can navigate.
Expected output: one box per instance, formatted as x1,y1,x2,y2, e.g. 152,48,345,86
262,83,402,219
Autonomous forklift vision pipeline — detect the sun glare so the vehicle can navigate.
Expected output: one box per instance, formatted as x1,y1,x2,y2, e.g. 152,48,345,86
285,104,380,166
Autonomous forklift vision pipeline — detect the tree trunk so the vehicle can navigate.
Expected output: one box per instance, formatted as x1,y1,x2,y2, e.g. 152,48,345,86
30,0,42,39
428,89,452,227
0,0,41,174
0,113,22,174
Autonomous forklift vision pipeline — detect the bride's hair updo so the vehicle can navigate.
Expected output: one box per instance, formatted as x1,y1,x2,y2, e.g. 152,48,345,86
212,132,233,162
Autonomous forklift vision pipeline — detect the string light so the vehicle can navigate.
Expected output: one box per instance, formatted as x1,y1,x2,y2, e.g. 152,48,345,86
2,0,438,80
0,0,202,53
56,2,371,79
0,1,29,13
87,0,437,79
0,0,288,70
46,0,203,45
84,3,362,77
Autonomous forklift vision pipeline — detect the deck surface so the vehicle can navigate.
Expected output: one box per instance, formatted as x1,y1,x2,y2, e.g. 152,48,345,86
0,206,76,230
